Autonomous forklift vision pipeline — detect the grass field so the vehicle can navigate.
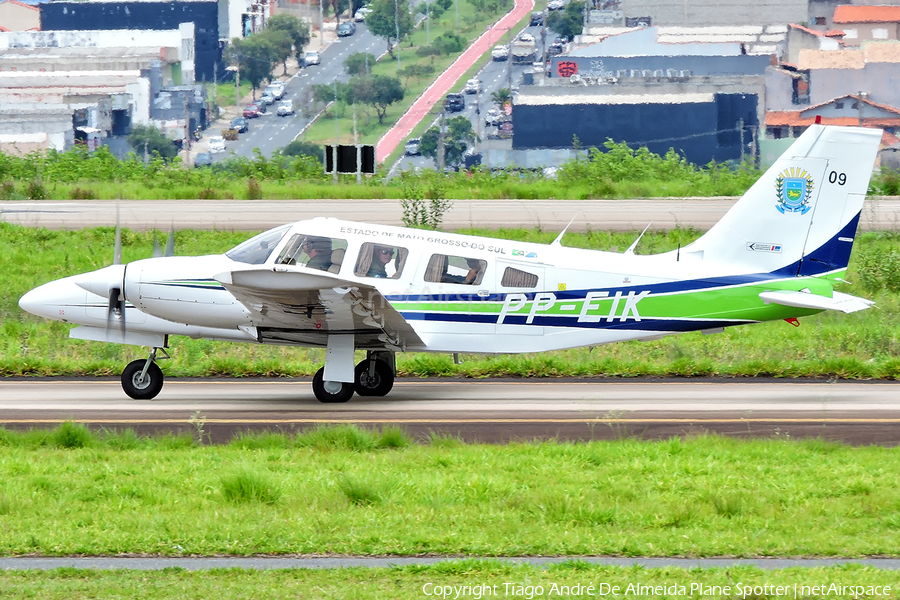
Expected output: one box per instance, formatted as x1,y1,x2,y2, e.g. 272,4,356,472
3,223,900,379
1,563,897,599
0,426,898,557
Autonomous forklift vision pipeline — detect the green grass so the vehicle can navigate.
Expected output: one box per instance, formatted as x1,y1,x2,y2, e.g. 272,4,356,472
0,428,899,556
3,223,900,379
0,564,897,598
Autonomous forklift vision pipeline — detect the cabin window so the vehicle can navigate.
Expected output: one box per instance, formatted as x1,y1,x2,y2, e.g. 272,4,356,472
424,254,487,285
354,243,409,279
814,16,826,25
225,224,290,265
275,234,348,273
501,267,538,288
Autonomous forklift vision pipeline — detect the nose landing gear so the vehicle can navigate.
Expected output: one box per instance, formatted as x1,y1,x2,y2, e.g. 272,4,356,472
121,347,169,400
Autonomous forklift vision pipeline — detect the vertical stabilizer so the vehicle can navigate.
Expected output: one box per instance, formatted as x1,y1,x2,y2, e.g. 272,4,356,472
682,125,881,277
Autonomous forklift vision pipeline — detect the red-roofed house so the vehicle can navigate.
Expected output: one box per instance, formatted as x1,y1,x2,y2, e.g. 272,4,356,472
0,0,39,32
833,5,900,45
766,93,900,139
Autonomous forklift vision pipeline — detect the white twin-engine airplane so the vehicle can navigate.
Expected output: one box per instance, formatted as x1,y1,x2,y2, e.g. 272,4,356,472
19,125,881,403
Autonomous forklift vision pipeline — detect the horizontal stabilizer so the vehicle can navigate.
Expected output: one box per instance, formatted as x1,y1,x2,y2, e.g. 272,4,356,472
759,290,874,314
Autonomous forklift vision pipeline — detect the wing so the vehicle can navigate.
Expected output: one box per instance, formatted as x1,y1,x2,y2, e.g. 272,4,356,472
759,290,875,314
215,267,424,350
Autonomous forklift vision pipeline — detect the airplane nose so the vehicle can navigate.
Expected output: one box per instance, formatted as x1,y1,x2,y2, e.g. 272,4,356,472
19,282,63,320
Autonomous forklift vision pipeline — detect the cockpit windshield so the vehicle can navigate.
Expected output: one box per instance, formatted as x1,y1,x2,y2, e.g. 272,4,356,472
225,225,290,265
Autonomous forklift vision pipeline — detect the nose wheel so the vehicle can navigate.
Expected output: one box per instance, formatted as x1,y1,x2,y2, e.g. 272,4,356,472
121,347,167,400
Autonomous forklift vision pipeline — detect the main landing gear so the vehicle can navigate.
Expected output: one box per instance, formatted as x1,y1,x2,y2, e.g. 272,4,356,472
311,351,395,403
121,347,169,400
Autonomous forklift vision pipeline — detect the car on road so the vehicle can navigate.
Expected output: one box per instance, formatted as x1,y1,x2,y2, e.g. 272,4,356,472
491,44,509,61
337,21,357,36
259,92,276,105
276,100,295,116
530,11,544,25
444,92,465,112
548,41,565,56
243,103,263,118
304,51,320,66
547,0,564,9
230,117,249,133
463,78,480,94
193,152,213,167
354,7,371,21
264,82,285,100
405,138,421,156
208,136,226,153
484,107,503,126
518,32,535,43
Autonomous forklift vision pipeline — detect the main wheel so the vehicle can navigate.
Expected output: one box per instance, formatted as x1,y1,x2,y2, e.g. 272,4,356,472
121,359,164,400
354,359,394,397
312,367,354,403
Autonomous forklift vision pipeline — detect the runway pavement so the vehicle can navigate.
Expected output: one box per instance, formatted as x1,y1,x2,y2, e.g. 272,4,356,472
4,378,900,445
3,198,900,232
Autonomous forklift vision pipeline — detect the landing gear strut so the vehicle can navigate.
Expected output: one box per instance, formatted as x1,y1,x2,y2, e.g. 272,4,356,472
121,347,168,400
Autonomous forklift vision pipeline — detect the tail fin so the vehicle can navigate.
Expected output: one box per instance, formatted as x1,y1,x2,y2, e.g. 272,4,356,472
683,125,882,278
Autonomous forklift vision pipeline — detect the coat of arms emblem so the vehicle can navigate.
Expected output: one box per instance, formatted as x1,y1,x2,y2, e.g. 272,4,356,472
774,167,814,214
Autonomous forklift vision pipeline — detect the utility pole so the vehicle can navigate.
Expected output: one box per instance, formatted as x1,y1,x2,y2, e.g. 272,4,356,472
183,93,192,167
235,59,241,114
394,0,401,70
437,109,445,171
333,78,339,184
738,118,744,164
354,106,361,183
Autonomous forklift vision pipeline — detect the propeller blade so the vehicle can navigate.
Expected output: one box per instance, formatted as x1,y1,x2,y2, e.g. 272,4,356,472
165,223,175,257
152,231,162,258
106,286,126,338
113,207,122,265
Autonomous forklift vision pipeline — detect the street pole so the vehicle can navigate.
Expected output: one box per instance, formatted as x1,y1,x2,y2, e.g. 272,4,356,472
437,109,445,171
333,78,339,184
235,60,241,114
394,0,401,70
183,93,192,167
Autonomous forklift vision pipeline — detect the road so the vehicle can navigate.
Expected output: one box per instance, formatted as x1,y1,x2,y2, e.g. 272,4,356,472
397,21,548,172
215,23,386,161
3,379,900,444
4,198,900,232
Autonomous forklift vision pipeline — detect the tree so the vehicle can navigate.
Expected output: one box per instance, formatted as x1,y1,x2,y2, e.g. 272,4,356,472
344,52,377,77
491,88,511,105
432,32,466,55
127,125,179,162
225,36,278,97
546,1,586,42
397,63,435,88
419,115,477,168
361,75,405,124
366,0,414,58
266,13,311,66
264,29,294,76
281,140,324,163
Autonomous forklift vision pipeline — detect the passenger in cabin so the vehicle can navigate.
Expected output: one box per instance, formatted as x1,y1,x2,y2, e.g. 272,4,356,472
464,259,482,284
303,236,333,271
367,246,393,278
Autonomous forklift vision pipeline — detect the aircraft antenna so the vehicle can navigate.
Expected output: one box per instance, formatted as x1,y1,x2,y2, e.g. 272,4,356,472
624,222,652,255
551,216,577,247
677,244,680,262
